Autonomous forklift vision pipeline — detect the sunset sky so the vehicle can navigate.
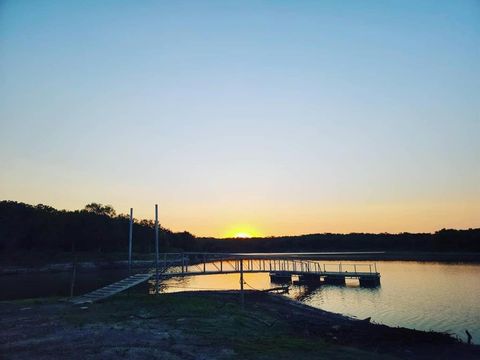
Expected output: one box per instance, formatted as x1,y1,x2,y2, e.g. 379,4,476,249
1,0,479,238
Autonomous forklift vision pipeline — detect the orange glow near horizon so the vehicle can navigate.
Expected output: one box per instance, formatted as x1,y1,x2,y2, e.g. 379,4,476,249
2,197,479,238
163,199,480,238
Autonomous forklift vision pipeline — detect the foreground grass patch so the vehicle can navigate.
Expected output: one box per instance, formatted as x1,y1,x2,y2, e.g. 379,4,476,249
61,292,395,359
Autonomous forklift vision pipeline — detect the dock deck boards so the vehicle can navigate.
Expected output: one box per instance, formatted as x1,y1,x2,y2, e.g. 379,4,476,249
71,273,152,305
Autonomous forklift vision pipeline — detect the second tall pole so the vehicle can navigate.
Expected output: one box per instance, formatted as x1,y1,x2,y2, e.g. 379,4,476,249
128,208,133,276
155,204,159,295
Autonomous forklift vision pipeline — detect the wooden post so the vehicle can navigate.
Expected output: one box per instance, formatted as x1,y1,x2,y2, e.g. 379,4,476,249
70,251,76,298
155,204,159,295
466,330,472,345
69,237,77,298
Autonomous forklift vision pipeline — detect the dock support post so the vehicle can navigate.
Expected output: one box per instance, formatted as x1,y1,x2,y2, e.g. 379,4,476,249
128,208,133,275
240,259,244,309
155,204,159,295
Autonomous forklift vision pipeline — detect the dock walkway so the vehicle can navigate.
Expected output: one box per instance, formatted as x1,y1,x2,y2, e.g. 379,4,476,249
71,273,152,305
71,253,381,304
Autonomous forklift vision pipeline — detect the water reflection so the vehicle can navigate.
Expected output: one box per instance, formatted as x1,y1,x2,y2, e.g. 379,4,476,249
159,260,480,344
0,260,478,344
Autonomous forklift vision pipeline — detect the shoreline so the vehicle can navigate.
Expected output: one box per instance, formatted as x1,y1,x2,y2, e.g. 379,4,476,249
1,291,478,359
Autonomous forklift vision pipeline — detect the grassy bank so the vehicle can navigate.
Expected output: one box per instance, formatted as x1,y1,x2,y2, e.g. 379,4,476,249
1,292,478,359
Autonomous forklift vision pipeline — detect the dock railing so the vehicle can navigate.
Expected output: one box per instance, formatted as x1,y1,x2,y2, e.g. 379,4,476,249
152,252,379,278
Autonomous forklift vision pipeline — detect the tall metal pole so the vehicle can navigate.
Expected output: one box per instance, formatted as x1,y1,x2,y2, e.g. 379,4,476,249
155,204,159,295
128,208,133,276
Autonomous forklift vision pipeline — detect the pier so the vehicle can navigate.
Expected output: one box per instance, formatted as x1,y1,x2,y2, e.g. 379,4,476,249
71,253,380,304
160,252,381,287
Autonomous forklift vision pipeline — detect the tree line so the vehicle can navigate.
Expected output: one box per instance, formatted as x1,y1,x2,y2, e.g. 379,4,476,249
1,201,479,256
0,201,196,254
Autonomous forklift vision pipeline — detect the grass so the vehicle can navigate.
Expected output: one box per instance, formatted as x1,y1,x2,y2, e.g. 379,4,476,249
0,296,61,306
61,292,397,359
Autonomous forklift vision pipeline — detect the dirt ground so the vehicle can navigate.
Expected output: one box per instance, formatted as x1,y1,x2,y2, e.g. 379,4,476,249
0,291,478,359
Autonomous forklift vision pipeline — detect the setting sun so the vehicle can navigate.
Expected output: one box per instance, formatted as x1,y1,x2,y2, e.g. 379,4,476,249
234,232,251,239
224,225,262,239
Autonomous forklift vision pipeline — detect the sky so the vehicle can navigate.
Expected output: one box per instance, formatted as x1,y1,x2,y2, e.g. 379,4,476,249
1,0,479,238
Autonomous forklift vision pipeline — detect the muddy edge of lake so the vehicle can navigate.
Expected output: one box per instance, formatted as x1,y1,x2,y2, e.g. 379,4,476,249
1,291,479,360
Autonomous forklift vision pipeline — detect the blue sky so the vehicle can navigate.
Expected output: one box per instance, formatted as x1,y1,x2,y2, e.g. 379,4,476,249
1,0,479,236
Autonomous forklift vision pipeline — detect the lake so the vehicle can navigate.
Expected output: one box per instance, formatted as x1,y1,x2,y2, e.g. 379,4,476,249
160,260,480,344
1,260,479,344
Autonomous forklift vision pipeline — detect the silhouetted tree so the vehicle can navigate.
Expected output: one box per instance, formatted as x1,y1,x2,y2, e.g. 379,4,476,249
84,203,116,217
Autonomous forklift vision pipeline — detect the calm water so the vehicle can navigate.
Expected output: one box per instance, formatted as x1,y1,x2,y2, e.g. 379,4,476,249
1,261,479,344
161,261,480,344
